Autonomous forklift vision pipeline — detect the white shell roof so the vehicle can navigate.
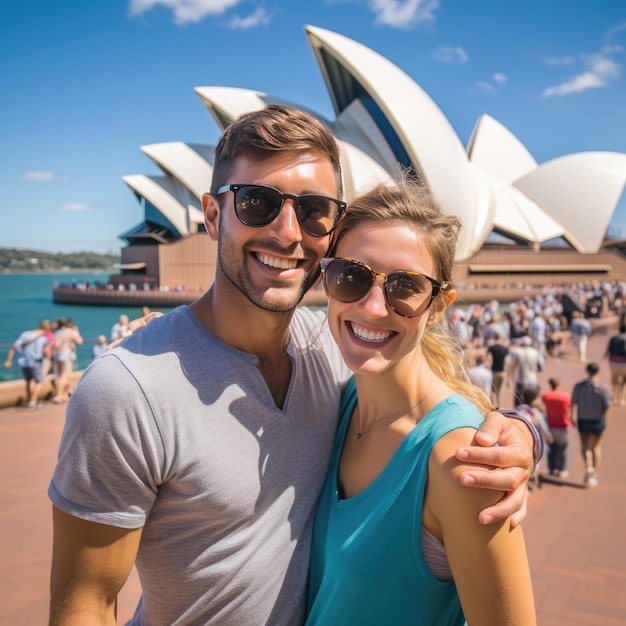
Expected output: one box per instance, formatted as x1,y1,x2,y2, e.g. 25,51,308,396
141,142,214,201
514,152,626,252
194,86,268,129
122,174,202,237
305,24,482,260
468,115,538,184
194,86,331,131
122,26,626,262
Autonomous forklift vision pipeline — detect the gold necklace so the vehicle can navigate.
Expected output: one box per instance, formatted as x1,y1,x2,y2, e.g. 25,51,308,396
353,382,445,440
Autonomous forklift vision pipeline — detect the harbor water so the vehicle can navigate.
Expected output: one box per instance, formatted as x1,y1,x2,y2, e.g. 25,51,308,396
0,272,174,382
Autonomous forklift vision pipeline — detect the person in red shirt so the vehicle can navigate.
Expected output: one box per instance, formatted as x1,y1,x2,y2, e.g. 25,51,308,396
541,378,573,477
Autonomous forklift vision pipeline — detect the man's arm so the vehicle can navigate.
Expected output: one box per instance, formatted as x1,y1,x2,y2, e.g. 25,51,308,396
107,312,164,349
3,347,16,369
570,402,578,427
50,506,142,626
119,312,536,528
455,409,537,527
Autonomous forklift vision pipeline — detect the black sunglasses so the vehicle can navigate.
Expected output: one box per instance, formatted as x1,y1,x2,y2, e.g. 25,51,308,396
216,183,346,237
320,257,447,318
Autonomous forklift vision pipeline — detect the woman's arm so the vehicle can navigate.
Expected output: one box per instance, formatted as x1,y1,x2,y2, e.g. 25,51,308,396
458,409,537,526
425,427,536,626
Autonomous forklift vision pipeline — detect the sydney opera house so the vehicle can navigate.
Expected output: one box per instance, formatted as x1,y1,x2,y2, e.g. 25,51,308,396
54,26,626,307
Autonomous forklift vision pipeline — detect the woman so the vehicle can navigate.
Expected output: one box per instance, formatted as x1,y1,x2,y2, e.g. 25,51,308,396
307,181,535,625
541,377,572,477
52,317,83,403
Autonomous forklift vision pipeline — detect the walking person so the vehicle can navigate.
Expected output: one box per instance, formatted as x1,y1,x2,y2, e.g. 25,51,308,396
484,329,509,406
605,323,626,406
92,335,108,360
519,386,553,487
307,181,536,625
3,320,51,408
571,362,611,487
41,320,56,377
51,318,83,404
508,335,545,407
48,106,539,625
529,312,547,354
466,355,493,398
110,314,131,343
542,378,573,477
570,310,592,362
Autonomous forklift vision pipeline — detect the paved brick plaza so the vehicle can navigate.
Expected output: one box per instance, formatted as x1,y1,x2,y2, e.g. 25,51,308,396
1,326,625,625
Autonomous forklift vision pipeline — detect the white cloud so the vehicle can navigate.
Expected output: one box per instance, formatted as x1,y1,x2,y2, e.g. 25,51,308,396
543,72,605,97
545,56,575,67
605,21,626,44
470,74,505,94
542,23,624,98
20,171,67,182
128,0,243,25
584,53,621,80
602,44,623,55
368,0,440,29
432,45,468,64
543,53,621,97
57,203,94,212
473,81,496,94
227,7,270,29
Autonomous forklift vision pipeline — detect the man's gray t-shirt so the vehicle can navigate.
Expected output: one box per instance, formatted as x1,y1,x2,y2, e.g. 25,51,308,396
49,305,349,626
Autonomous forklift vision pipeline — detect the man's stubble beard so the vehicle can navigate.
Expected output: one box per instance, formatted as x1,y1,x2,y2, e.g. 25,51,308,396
217,232,321,314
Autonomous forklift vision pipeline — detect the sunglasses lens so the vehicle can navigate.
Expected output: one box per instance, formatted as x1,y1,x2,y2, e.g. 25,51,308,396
324,260,373,302
297,196,340,236
387,273,433,317
234,186,281,226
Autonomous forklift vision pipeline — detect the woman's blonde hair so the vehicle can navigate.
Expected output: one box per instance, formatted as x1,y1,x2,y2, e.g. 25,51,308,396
328,179,493,414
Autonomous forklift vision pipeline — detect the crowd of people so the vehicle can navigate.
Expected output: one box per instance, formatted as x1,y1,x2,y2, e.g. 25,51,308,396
4,317,84,408
457,284,623,488
3,308,151,409
58,278,196,293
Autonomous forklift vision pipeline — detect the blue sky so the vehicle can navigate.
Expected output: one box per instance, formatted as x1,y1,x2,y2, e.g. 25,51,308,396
2,0,625,254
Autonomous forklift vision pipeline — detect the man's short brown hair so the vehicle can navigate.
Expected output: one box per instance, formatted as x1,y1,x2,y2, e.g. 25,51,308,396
210,105,342,198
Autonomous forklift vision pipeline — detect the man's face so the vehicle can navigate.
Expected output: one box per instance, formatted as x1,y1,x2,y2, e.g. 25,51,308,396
210,150,340,313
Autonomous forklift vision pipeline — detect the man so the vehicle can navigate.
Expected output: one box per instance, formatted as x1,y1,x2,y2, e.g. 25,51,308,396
571,362,611,487
49,106,537,625
508,334,545,407
570,310,592,362
484,328,509,406
4,320,51,408
91,335,108,360
110,313,131,342
605,323,626,405
466,355,493,398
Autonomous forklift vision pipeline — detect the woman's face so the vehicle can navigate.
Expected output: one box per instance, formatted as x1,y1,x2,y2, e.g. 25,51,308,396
326,220,439,377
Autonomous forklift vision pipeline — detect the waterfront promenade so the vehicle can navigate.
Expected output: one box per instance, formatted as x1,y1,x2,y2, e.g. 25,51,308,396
1,327,625,624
